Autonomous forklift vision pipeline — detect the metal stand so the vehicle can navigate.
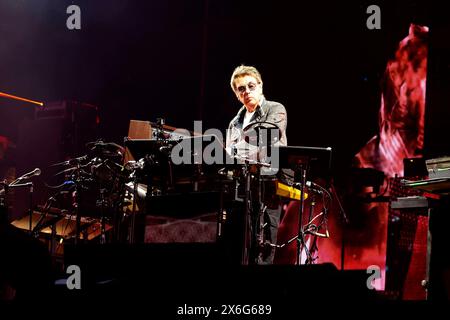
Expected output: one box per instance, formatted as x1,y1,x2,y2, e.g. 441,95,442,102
29,183,33,233
328,182,348,270
268,145,333,265
256,167,267,265
241,163,251,265
0,181,7,225
296,163,308,265
74,183,82,245
128,171,139,244
240,160,270,265
239,122,278,265
71,158,87,245
4,180,34,232
99,188,107,244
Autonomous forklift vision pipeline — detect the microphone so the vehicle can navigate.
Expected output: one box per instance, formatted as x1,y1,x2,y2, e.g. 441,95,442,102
159,145,172,152
68,155,88,165
20,168,41,179
159,145,173,156
7,168,41,188
294,181,324,194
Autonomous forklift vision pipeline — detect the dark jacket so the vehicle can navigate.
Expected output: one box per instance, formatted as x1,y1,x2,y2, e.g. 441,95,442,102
226,98,287,148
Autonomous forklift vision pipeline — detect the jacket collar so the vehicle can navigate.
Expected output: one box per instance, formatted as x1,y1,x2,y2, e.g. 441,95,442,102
232,97,267,129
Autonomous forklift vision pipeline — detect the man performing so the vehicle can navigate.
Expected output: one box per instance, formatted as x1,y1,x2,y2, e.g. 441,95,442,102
226,65,288,264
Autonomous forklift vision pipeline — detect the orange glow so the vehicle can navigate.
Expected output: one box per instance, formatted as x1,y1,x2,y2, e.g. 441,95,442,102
0,91,44,106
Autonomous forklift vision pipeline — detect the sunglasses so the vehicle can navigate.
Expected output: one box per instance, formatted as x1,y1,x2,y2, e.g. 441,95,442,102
236,82,259,94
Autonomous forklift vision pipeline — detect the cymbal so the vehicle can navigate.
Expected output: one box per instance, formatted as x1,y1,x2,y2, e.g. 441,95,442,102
86,140,124,158
86,140,123,150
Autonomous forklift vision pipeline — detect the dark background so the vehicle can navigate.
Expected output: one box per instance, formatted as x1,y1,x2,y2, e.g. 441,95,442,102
0,0,448,176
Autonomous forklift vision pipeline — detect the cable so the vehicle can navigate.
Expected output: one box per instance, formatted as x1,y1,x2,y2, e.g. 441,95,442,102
44,180,75,189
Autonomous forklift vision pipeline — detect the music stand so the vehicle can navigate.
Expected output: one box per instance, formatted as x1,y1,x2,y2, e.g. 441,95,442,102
273,145,332,265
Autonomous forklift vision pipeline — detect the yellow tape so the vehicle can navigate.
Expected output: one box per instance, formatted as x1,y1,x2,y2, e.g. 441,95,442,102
276,182,308,200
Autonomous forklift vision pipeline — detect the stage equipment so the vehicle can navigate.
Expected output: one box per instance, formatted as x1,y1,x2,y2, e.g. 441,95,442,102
123,135,230,245
273,145,333,265
399,156,450,300
123,119,334,266
2,168,42,232
43,140,127,245
14,101,99,219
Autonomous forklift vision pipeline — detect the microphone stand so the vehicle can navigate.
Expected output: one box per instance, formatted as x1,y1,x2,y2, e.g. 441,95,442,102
329,182,349,271
296,162,309,265
242,162,251,265
234,155,271,265
71,161,86,245
74,183,81,245
256,163,265,265
6,182,33,232
9,174,36,233
129,171,138,244
0,181,8,226
29,183,33,233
